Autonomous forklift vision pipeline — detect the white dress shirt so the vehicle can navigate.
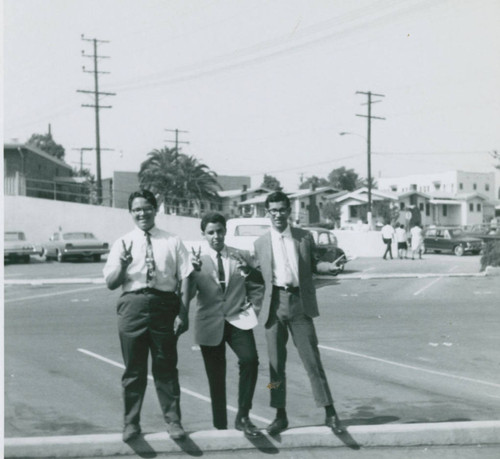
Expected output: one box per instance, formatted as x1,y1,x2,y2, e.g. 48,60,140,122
103,225,193,292
270,226,299,287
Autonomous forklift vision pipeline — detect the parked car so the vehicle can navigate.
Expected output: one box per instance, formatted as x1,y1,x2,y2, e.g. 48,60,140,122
302,226,347,273
41,231,109,262
463,225,500,243
224,218,348,273
4,231,40,263
423,227,483,256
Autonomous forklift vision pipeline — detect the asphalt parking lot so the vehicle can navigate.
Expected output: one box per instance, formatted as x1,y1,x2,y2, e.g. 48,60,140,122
4,253,499,434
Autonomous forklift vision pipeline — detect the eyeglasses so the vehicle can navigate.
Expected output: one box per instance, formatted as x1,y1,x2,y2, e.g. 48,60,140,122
268,208,289,215
131,206,155,215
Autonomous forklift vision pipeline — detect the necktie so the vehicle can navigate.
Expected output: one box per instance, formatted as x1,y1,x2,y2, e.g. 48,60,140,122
280,235,294,286
216,251,225,292
145,231,156,287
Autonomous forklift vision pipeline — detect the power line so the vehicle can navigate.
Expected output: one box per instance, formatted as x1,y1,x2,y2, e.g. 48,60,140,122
77,34,116,204
164,128,189,152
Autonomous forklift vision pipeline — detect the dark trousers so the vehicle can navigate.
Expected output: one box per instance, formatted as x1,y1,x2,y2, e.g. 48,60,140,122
265,288,333,409
383,238,393,259
117,289,181,427
200,322,259,429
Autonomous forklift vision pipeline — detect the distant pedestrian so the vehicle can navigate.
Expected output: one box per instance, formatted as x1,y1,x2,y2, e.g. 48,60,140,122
410,224,424,260
395,224,408,259
381,221,395,260
103,190,193,442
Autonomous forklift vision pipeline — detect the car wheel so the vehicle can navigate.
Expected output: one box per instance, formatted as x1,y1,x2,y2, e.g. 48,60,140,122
453,245,464,256
56,250,65,262
92,254,101,262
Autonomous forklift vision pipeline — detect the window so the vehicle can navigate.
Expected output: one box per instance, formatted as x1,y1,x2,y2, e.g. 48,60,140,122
419,203,424,211
477,203,481,212
459,183,463,190
485,184,490,191
426,203,430,216
400,202,405,210
350,207,358,218
319,202,323,209
473,183,477,190
469,203,474,212
301,202,305,209
442,205,447,217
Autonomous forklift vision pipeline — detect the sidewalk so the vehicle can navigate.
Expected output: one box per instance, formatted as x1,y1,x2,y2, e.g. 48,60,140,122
5,421,500,458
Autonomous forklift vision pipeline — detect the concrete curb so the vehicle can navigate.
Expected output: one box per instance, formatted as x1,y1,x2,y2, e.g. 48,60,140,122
5,421,500,458
4,271,489,286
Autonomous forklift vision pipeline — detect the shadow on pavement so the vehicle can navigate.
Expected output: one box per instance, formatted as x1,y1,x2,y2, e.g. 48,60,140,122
126,435,157,458
245,432,279,454
172,435,203,456
331,428,361,450
345,415,400,426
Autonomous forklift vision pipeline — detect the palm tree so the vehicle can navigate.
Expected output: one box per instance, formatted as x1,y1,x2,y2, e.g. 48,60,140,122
138,147,221,215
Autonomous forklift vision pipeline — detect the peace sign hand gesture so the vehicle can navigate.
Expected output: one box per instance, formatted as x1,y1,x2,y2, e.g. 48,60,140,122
191,246,202,271
120,240,133,267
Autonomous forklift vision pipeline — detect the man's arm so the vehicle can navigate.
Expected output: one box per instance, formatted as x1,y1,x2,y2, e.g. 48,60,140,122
104,239,133,290
174,276,191,337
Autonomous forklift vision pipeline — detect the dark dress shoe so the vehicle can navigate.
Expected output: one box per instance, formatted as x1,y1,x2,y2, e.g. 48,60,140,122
122,423,141,442
235,416,260,437
166,421,186,440
325,415,346,434
266,417,288,435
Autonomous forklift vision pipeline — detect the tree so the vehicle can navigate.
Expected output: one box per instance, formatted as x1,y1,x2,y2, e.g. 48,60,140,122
260,174,282,191
27,132,65,160
322,201,341,228
327,167,359,191
71,167,98,204
139,147,221,215
299,175,329,190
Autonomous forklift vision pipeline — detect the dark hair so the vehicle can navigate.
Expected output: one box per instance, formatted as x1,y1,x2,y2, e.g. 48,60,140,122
128,190,158,211
265,191,290,209
200,212,227,232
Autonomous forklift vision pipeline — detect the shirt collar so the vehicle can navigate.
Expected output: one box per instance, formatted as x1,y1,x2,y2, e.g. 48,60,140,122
271,225,292,239
208,245,227,258
133,225,159,236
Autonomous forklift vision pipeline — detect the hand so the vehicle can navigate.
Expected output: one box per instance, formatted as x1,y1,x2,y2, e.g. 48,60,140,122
120,240,133,267
190,246,202,271
230,252,250,275
174,313,189,337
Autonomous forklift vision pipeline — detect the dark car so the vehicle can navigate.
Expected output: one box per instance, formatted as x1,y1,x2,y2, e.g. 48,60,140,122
424,227,483,256
303,226,347,273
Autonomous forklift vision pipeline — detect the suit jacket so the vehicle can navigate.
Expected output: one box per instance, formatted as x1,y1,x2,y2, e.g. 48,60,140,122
254,226,319,324
189,246,264,346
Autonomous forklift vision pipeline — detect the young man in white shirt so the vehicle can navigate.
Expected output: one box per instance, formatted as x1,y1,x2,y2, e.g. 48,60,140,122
103,190,193,442
381,221,395,260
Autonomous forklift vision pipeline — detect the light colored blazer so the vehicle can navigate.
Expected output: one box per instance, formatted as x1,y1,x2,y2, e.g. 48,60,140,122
254,227,319,324
189,246,264,346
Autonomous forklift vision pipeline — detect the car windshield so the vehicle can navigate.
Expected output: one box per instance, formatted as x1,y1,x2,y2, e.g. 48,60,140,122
63,232,96,240
448,229,464,237
234,225,270,237
4,232,26,241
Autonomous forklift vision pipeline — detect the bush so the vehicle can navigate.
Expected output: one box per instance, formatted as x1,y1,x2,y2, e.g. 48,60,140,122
480,241,500,271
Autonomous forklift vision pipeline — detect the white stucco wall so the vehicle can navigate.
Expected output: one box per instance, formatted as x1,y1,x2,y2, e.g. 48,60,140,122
4,196,201,245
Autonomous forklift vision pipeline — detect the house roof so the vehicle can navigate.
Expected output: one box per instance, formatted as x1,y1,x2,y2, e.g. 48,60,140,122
218,187,271,198
330,187,398,203
4,142,73,170
287,186,340,199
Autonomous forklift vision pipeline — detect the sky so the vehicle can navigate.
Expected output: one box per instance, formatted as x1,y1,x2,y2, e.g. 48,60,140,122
4,0,500,191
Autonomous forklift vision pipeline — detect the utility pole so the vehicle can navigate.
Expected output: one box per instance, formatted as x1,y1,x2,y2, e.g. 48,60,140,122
165,129,189,152
72,147,92,172
77,34,116,204
356,91,385,229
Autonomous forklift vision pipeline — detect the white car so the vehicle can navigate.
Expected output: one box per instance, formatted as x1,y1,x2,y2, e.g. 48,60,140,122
224,218,271,252
4,231,40,263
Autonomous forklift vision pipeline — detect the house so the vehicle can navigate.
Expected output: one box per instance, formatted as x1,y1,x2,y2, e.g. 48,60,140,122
220,186,272,218
236,186,341,225
378,171,497,225
4,142,80,201
326,187,398,228
397,191,491,227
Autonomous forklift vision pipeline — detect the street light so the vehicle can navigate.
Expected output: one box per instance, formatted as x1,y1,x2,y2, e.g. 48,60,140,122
339,131,373,229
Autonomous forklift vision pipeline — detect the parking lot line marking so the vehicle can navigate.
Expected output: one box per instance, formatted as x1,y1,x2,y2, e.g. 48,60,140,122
318,345,500,389
413,277,442,296
4,285,106,303
77,348,272,424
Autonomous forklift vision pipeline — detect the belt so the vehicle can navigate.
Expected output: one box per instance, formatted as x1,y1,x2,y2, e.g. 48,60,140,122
129,287,176,296
273,285,300,294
